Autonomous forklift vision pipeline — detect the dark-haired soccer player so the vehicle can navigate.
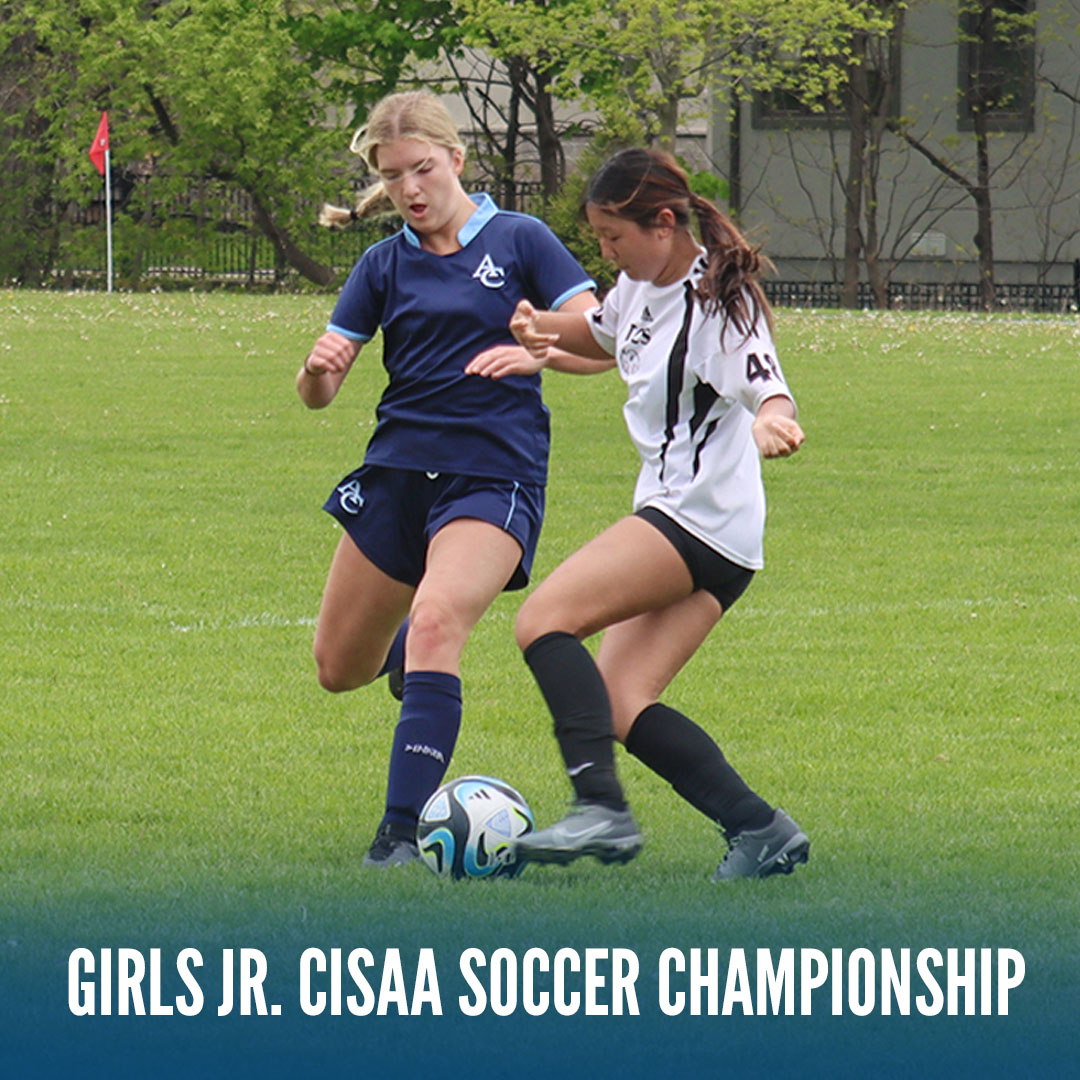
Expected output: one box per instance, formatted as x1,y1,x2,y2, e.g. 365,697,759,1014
469,148,809,881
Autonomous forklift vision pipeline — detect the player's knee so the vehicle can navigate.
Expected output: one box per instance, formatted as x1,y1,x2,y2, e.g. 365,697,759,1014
514,593,576,652
315,664,356,694
312,643,374,694
514,596,550,652
407,598,467,668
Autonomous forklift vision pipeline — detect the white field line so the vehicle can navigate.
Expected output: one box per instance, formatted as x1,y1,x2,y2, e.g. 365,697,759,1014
169,612,318,633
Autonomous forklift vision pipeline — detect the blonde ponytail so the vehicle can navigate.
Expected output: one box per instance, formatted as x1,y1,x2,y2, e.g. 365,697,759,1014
318,181,396,229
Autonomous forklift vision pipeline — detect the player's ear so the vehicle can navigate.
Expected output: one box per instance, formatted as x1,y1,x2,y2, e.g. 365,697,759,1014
654,207,677,234
450,146,465,177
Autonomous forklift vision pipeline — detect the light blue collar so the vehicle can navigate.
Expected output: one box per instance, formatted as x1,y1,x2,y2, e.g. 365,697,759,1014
402,193,498,249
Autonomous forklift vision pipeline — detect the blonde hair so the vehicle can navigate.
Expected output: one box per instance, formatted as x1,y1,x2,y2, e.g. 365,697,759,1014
319,91,466,228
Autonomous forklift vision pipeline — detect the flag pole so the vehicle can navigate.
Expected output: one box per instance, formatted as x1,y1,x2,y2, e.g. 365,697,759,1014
104,146,114,293
88,112,113,292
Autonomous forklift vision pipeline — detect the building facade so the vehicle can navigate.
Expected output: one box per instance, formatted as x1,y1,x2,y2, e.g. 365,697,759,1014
706,0,1080,304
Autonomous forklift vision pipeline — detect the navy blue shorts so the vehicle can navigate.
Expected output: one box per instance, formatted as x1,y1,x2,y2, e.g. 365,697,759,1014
323,465,545,591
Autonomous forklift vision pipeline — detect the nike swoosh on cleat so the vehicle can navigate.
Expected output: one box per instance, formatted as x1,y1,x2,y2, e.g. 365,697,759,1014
549,822,613,843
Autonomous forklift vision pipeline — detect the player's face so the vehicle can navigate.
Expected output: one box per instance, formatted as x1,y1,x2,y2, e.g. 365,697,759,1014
585,205,679,285
375,138,465,236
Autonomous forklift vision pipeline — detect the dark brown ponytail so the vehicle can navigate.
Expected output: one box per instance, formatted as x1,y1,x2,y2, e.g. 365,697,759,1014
688,191,774,337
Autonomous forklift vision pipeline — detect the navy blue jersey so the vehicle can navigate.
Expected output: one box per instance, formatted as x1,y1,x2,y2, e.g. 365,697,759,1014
328,194,594,485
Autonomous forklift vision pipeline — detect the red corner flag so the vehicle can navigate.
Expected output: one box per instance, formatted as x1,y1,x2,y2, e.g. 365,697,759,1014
89,112,110,175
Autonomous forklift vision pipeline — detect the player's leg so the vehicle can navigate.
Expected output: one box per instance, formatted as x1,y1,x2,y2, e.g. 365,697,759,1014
597,597,774,831
513,515,694,865
312,532,414,693
598,590,808,881
367,517,524,866
405,517,523,676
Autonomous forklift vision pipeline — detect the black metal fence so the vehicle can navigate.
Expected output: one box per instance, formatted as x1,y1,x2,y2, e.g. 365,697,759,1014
59,219,1080,310
765,279,1079,313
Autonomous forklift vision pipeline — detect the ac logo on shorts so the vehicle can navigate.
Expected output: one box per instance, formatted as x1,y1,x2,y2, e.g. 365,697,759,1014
336,479,365,515
473,253,506,289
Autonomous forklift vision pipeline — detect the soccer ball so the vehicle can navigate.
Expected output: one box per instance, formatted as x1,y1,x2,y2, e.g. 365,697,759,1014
417,775,534,880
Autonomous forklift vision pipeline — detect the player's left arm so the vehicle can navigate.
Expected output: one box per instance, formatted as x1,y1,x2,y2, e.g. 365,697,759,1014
718,320,803,458
752,394,804,458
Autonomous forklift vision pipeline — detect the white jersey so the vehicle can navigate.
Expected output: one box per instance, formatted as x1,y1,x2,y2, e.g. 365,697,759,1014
587,257,794,570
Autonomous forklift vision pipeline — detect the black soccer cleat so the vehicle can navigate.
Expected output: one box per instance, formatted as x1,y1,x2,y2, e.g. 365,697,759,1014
387,666,405,702
361,821,419,868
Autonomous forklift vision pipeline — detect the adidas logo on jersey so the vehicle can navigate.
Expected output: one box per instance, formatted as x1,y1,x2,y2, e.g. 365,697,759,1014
641,305,654,322
473,253,506,289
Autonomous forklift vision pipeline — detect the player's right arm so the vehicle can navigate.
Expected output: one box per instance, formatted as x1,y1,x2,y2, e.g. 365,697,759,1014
465,299,611,380
512,299,610,361
297,331,362,409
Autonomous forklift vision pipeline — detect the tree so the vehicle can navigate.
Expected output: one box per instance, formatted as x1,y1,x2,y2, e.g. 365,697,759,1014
463,0,892,149
1,3,76,285
886,0,1039,309
2,0,362,287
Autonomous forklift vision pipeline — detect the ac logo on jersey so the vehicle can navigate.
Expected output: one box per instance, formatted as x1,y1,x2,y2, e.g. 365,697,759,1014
473,253,506,289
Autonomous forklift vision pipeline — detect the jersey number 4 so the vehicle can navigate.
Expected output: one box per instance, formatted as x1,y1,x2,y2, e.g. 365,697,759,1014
746,352,781,383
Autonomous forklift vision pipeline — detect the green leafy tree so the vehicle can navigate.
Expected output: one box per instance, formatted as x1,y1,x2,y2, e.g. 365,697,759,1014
1,3,77,285
2,0,358,287
456,0,891,149
887,0,1041,309
286,0,460,111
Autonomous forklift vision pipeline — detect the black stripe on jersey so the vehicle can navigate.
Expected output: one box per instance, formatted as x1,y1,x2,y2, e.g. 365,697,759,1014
689,380,719,440
692,416,721,477
689,380,721,477
658,283,697,482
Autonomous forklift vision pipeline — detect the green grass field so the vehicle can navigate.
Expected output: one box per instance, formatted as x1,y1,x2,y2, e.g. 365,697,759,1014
1,292,1077,1077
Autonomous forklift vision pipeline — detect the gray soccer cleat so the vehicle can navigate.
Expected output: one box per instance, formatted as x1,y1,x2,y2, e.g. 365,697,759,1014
514,801,644,866
361,821,420,868
712,809,810,882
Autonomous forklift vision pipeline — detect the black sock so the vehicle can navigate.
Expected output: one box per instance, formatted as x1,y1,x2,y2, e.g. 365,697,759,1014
624,703,772,835
522,631,626,811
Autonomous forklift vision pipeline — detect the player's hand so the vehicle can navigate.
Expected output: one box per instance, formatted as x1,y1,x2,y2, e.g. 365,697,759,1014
303,331,358,377
509,299,559,359
753,412,805,458
466,344,547,379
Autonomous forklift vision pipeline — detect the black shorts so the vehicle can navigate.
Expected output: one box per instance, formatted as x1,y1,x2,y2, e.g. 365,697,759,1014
636,507,754,611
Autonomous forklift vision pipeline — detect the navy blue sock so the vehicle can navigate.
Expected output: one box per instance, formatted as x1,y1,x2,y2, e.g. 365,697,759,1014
376,618,408,678
522,631,627,811
381,670,461,829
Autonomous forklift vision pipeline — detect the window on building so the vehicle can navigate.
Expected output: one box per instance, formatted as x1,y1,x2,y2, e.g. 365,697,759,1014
957,0,1036,132
751,32,901,130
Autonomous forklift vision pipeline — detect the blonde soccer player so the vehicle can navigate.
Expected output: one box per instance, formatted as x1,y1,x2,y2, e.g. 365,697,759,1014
300,91,598,867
